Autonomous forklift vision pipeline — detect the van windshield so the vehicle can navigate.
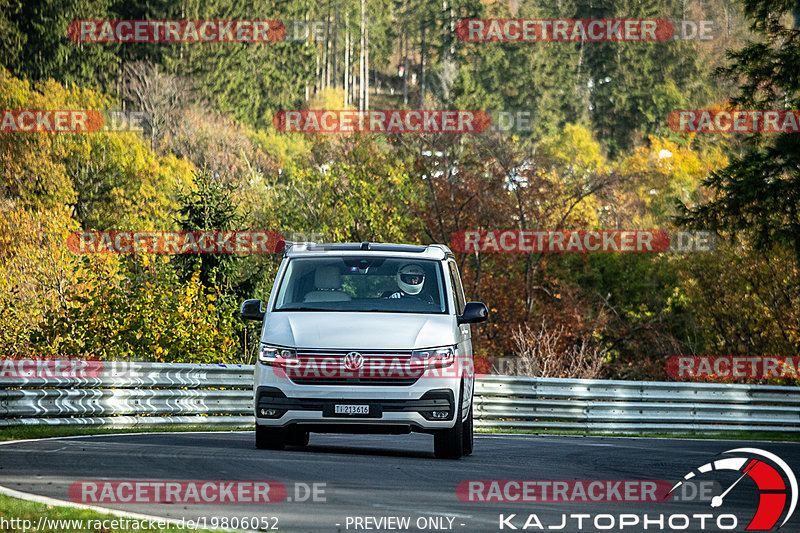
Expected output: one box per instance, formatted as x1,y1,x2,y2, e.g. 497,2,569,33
273,257,448,314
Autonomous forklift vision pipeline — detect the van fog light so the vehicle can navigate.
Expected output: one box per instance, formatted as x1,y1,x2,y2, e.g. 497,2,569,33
431,410,449,419
259,408,282,418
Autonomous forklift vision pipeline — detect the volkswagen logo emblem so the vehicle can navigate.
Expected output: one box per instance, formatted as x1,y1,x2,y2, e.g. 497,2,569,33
343,351,364,371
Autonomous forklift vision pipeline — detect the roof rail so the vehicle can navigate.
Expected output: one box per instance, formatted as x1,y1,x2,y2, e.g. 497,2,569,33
280,240,316,253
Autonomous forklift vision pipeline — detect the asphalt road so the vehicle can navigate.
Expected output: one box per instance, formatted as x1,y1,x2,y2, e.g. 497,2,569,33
0,432,798,532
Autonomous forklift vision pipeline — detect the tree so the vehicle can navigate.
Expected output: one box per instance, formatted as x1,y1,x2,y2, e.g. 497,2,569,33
617,136,727,226
449,0,586,137
677,242,800,358
678,1,800,260
0,67,193,230
261,135,422,243
121,61,189,151
174,169,243,291
395,126,615,357
583,0,712,155
158,0,316,129
29,253,243,362
1,0,120,90
0,203,107,357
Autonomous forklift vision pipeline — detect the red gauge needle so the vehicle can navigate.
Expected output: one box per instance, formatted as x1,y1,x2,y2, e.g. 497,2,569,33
711,462,756,508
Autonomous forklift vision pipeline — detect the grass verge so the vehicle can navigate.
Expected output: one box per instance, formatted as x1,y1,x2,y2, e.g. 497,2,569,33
0,493,217,532
0,425,250,442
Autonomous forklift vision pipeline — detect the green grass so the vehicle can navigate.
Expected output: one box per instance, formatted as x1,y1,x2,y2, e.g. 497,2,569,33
3,424,798,443
0,425,250,442
0,493,218,532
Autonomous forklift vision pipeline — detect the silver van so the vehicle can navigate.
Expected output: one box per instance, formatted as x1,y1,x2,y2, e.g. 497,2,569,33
240,242,488,458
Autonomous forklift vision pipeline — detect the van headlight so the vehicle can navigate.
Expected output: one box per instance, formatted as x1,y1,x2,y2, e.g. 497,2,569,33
258,344,297,365
411,346,455,369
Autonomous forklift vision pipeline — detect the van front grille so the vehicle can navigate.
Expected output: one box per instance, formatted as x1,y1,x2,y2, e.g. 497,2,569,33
287,349,419,386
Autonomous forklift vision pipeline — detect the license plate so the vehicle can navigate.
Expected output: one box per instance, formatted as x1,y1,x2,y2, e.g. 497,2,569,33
334,404,369,415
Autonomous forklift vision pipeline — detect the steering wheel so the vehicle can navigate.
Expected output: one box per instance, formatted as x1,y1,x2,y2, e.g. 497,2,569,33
381,291,435,304
415,293,436,304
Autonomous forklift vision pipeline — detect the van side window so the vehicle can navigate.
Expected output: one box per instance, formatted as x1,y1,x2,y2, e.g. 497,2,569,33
447,261,466,316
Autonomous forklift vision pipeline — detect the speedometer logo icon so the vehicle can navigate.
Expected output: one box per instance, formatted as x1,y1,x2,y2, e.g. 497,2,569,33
668,448,797,530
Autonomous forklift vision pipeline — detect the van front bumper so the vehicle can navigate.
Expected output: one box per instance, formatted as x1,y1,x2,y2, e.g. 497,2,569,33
254,386,457,431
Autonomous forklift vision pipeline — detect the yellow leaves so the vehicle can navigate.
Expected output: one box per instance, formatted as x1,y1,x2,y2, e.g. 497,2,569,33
0,67,33,108
307,87,348,111
616,135,729,224
0,203,128,357
538,123,608,175
0,68,193,230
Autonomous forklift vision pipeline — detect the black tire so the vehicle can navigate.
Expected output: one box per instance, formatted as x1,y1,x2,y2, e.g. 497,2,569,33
255,425,285,450
433,382,465,459
462,402,474,456
285,429,309,447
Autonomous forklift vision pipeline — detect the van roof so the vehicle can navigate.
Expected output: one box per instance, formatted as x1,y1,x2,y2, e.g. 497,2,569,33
284,242,453,260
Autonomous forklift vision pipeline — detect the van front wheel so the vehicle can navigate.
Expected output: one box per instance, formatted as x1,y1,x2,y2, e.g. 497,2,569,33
462,402,474,456
255,425,285,450
433,384,465,459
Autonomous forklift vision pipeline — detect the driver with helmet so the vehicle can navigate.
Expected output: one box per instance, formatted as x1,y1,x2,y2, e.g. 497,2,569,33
386,263,426,299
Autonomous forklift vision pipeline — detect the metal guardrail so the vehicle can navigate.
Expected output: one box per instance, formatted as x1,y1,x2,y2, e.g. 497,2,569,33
1,363,798,433
0,363,252,427
474,375,800,433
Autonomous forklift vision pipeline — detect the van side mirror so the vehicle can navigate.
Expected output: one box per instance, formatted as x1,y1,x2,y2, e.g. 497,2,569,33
458,301,488,324
240,299,265,321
